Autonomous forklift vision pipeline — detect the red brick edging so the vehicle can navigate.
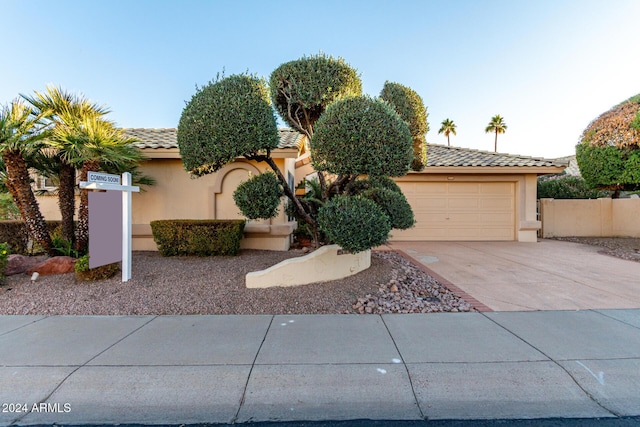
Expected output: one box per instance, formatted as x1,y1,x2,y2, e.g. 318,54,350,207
375,248,493,313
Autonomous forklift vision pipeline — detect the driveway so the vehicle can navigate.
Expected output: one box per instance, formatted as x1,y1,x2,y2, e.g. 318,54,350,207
386,239,640,311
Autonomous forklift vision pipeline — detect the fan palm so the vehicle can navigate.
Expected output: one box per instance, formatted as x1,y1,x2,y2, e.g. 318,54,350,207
438,118,457,146
0,100,56,255
485,115,507,152
22,86,108,244
50,115,144,253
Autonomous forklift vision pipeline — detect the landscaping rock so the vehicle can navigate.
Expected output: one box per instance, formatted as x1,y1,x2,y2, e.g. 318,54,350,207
26,256,76,276
5,255,42,276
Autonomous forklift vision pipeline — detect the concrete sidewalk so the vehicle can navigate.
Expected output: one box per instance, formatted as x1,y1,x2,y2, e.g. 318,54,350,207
388,240,640,311
1,311,639,425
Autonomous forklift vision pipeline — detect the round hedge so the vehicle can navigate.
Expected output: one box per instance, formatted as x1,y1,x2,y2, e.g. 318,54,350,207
233,172,283,220
178,74,279,177
362,187,415,230
269,54,362,133
380,81,429,171
311,96,413,177
317,195,390,254
577,94,640,191
380,81,428,138
345,176,403,196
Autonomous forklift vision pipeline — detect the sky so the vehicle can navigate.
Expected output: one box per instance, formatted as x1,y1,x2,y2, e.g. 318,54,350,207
2,0,639,159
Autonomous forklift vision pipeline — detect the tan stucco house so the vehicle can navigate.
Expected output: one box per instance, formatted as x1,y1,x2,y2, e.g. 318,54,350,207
37,128,565,249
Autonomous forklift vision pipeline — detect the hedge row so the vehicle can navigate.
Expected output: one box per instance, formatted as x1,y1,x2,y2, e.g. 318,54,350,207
150,220,245,256
0,221,62,255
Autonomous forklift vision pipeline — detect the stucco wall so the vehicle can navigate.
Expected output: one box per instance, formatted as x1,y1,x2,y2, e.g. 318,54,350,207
540,198,640,237
37,157,297,251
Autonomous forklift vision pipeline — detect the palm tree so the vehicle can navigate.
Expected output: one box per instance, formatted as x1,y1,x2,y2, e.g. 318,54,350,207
0,100,56,255
438,118,457,146
22,85,108,245
50,115,145,253
485,115,507,152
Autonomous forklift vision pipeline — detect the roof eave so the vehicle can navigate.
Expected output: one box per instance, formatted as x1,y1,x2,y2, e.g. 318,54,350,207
138,147,299,160
411,166,567,174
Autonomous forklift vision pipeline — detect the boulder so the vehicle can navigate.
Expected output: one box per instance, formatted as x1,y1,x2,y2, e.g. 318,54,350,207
5,254,42,276
26,256,76,276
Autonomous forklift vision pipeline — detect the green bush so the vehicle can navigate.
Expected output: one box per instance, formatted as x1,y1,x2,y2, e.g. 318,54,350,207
0,193,20,220
345,176,402,196
380,81,429,171
177,74,279,177
74,254,119,281
0,242,9,284
576,144,640,191
270,54,362,132
233,172,284,220
0,220,62,255
150,220,245,256
362,187,415,230
317,195,390,254
537,174,610,199
312,96,413,177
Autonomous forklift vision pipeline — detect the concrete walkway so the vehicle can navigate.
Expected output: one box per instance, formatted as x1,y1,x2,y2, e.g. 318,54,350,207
387,240,640,311
1,311,640,425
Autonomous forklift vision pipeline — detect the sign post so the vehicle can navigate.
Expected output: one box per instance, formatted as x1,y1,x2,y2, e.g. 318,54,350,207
79,172,140,282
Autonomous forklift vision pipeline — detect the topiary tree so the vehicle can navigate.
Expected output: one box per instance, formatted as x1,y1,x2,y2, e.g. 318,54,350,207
576,94,640,197
317,195,391,254
380,81,429,171
233,172,284,220
178,55,418,253
178,74,280,177
311,96,413,178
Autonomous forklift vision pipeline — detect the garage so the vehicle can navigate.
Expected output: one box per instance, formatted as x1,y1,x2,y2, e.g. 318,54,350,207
388,144,567,242
392,181,516,241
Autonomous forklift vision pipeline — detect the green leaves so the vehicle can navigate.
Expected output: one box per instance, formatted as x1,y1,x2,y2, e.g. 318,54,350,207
233,172,284,220
178,74,279,176
311,96,413,177
270,54,362,135
317,195,390,254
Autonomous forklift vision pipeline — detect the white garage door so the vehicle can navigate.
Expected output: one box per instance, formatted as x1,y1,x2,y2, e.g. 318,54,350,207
392,181,516,241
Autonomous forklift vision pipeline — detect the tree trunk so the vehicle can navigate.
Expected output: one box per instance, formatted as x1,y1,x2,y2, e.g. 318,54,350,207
3,150,56,256
76,159,100,254
494,131,498,152
58,162,77,244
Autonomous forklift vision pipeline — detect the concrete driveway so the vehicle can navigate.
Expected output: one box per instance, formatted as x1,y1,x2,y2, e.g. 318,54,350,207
387,239,640,311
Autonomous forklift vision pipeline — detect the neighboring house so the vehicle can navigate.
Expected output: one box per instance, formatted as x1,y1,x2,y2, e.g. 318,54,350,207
551,155,581,176
37,129,565,249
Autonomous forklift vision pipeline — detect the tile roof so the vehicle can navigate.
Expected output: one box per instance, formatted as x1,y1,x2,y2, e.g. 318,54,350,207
551,155,581,176
124,128,303,150
124,128,564,168
426,144,566,168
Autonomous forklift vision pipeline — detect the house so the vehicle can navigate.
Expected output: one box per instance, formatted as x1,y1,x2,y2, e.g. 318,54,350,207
36,129,565,249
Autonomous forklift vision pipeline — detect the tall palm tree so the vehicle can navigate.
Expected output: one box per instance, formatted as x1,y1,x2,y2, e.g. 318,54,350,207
485,115,507,152
438,118,457,146
23,86,108,244
0,100,56,255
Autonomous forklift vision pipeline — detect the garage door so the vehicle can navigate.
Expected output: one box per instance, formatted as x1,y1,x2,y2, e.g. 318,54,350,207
391,181,515,241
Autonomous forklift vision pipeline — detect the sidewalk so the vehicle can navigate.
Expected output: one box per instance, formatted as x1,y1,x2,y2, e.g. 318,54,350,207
1,311,639,425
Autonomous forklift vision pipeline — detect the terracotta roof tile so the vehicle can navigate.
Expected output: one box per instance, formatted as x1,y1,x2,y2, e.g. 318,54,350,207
426,144,566,168
124,128,303,150
124,128,564,168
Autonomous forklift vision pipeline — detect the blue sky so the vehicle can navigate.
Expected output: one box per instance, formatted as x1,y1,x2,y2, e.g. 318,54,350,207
2,0,639,158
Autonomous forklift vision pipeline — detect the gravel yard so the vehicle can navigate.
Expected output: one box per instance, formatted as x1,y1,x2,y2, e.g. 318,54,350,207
548,236,640,263
0,250,472,315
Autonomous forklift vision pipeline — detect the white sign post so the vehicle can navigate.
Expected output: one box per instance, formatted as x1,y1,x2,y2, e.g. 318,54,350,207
79,172,140,282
